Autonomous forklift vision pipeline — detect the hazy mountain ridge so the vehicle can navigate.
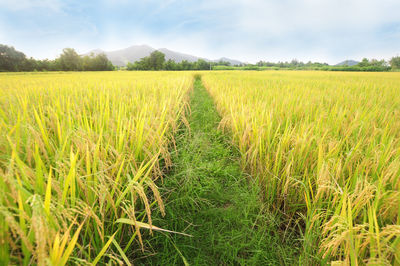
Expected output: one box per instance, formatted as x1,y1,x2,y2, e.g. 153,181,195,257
86,45,156,66
335,60,359,66
158,48,204,63
216,57,242,66
85,45,243,66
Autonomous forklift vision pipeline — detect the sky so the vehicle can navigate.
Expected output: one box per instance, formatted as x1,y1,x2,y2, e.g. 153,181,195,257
0,0,399,64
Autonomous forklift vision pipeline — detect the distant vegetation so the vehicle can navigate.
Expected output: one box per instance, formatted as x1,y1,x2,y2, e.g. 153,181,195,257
127,53,400,72
390,56,400,70
126,50,212,70
1,43,400,72
216,58,396,72
0,45,114,72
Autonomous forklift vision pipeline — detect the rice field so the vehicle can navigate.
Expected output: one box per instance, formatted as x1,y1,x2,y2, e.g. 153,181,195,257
0,72,192,264
1,70,400,265
202,71,400,264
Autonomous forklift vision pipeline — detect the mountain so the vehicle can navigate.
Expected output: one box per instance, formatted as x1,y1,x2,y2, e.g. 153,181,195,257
158,48,203,63
85,45,243,66
86,45,155,66
213,57,243,66
335,60,359,66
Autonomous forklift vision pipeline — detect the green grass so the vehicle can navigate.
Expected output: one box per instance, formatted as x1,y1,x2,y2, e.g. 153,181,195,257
136,77,298,265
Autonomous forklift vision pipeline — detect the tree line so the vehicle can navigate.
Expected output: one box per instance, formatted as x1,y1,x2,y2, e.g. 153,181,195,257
126,50,214,71
0,44,114,72
2,43,400,72
252,57,400,71
127,52,400,72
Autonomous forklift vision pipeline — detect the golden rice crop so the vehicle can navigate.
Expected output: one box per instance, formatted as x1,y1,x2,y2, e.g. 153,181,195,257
0,71,192,264
202,71,400,264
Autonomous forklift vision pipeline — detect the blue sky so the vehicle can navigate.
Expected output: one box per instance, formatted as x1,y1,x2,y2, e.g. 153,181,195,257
1,0,399,64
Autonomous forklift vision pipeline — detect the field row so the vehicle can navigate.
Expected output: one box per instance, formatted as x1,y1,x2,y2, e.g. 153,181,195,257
0,72,192,264
203,71,400,264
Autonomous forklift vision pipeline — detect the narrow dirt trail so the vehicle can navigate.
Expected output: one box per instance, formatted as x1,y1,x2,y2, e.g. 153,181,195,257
137,77,296,265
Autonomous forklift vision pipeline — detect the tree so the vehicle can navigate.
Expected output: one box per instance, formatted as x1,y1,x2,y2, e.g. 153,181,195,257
0,44,114,72
93,53,114,70
127,51,165,70
36,59,54,71
369,59,387,67
82,53,114,71
21,57,38,71
180,60,192,70
0,44,27,71
196,59,210,70
164,59,177,70
126,62,136,70
148,51,165,70
358,58,370,67
290,59,299,67
216,60,231,66
59,48,81,71
389,56,400,69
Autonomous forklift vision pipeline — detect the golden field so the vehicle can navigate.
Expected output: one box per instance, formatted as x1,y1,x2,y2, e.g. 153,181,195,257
203,71,400,264
1,70,400,265
0,72,192,264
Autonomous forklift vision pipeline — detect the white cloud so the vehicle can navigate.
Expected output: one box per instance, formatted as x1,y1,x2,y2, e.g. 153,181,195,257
0,0,63,11
186,0,400,62
1,0,399,63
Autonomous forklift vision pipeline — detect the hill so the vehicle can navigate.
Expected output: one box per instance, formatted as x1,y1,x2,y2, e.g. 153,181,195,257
86,45,155,66
335,60,359,66
85,45,243,66
158,48,203,63
214,57,243,66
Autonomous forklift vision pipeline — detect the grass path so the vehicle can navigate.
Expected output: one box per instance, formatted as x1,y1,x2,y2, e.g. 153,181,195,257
137,77,297,265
